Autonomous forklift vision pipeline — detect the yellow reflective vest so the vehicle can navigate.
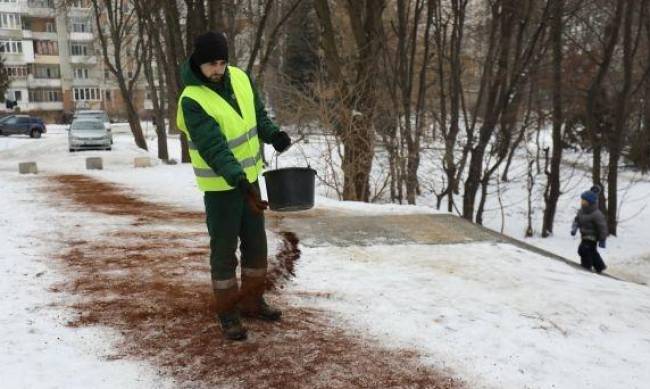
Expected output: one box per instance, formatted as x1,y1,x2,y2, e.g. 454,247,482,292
177,66,263,191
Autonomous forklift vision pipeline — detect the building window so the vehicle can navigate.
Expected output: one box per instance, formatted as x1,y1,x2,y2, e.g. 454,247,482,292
70,42,89,56
70,0,89,8
73,87,100,101
34,40,59,56
14,90,21,101
6,66,28,78
73,67,89,79
46,22,56,33
28,88,62,102
33,65,60,79
0,13,22,30
0,40,22,53
28,0,54,7
105,90,111,101
70,17,92,33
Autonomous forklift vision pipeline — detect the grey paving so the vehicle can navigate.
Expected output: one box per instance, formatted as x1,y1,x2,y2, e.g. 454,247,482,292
267,209,634,284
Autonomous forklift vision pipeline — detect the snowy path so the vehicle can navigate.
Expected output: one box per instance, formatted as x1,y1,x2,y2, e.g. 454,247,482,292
2,172,461,388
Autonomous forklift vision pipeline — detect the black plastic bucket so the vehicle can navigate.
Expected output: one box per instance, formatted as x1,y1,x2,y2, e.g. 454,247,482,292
263,167,316,211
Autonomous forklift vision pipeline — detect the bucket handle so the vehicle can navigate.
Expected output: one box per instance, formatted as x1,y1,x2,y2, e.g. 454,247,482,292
270,139,311,170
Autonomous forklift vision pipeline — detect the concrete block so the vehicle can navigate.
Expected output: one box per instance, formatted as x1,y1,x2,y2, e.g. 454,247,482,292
18,162,38,174
86,157,103,170
134,157,152,168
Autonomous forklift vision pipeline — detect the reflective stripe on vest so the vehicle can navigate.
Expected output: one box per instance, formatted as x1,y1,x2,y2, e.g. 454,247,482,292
177,66,262,192
187,126,258,151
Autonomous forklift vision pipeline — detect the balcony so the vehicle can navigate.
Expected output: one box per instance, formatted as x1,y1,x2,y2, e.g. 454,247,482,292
30,31,58,41
8,77,28,88
27,77,61,88
33,54,60,64
0,29,24,40
27,0,55,15
71,78,101,87
70,55,97,65
69,31,94,41
2,52,29,66
0,3,27,13
28,101,64,111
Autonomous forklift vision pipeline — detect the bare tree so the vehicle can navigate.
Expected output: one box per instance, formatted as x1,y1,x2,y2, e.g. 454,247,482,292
383,0,434,204
606,0,649,235
90,0,148,150
462,0,550,222
584,0,624,219
314,0,387,201
435,0,470,212
541,0,564,237
134,0,169,160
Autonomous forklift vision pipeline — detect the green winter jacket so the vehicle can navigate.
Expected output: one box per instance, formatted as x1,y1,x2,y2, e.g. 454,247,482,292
179,60,280,188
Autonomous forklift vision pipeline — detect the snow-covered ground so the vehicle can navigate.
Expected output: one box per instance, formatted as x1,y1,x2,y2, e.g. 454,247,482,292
2,127,650,388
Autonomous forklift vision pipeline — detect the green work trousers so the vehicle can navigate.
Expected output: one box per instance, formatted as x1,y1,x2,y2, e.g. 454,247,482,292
203,181,268,290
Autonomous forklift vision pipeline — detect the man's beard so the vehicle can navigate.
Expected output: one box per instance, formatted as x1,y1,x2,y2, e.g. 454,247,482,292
209,74,223,82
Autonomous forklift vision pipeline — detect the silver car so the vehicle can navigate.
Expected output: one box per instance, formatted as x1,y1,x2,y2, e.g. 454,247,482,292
68,118,112,152
73,110,113,144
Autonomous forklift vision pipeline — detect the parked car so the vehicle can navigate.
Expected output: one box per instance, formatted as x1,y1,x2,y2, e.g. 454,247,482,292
72,110,113,144
0,114,47,138
68,118,112,152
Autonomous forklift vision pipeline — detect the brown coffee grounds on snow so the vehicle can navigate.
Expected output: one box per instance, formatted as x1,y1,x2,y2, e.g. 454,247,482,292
46,174,463,388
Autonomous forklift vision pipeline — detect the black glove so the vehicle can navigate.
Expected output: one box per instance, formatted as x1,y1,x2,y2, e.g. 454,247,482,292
238,179,268,214
272,131,291,153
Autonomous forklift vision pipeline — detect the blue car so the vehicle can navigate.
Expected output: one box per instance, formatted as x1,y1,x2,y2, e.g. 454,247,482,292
0,114,47,138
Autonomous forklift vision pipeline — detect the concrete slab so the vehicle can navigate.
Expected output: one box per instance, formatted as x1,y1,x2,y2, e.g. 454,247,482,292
86,157,103,170
18,162,38,174
269,213,497,247
268,208,632,283
134,157,151,168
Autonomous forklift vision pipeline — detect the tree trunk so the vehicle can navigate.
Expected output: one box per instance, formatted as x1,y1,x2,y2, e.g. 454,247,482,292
541,0,564,237
207,0,225,31
118,78,147,150
585,0,624,218
145,46,168,160
606,0,642,235
161,0,189,161
314,0,385,202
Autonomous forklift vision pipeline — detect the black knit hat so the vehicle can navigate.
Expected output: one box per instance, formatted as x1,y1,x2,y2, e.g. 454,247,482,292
191,31,228,65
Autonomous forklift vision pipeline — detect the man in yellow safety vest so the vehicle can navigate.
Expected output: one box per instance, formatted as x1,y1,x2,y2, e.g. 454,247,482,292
177,31,291,341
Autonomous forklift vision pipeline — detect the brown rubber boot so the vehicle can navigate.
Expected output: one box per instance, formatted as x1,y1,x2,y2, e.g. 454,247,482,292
240,273,282,321
218,312,248,341
213,281,248,340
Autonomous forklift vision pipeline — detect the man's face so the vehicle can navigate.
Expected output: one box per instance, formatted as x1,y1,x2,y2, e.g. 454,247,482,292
200,60,227,82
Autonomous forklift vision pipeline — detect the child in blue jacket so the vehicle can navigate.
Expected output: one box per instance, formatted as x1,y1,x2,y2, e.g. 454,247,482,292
571,186,608,273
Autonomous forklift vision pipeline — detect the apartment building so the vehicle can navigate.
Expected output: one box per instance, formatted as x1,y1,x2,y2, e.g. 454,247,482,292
0,0,149,123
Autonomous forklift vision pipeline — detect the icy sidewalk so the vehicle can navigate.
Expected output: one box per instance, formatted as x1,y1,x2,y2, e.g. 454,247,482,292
0,174,174,389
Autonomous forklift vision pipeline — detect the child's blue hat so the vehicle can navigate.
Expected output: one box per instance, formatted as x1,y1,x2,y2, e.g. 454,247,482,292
581,185,601,205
